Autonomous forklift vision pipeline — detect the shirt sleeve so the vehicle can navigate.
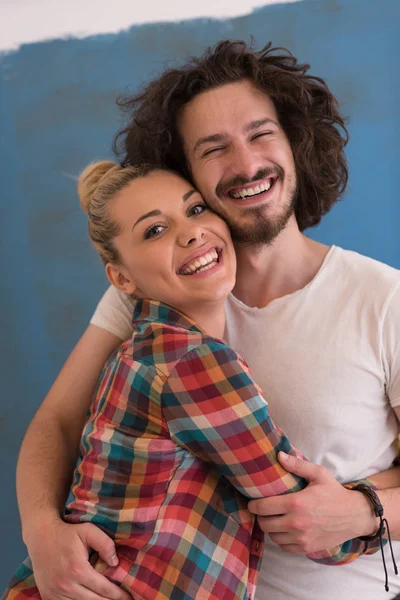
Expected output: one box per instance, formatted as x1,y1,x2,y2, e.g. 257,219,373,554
161,339,384,565
382,281,400,409
162,339,307,498
90,286,134,340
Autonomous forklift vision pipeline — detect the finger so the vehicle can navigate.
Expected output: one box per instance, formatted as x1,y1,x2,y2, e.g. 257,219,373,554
80,525,118,567
278,452,330,484
63,586,121,600
248,494,290,516
60,585,127,600
268,532,296,546
274,543,307,555
75,566,131,600
36,563,131,600
256,515,289,533
37,581,118,600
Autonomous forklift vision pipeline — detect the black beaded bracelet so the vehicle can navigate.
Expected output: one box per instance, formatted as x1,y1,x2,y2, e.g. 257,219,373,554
353,483,398,592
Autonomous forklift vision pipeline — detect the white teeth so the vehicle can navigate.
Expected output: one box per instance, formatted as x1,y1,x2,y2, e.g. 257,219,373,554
231,179,272,199
180,250,219,275
196,261,217,273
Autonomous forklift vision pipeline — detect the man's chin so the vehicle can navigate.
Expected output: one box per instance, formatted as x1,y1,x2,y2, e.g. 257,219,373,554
231,227,280,247
228,210,294,247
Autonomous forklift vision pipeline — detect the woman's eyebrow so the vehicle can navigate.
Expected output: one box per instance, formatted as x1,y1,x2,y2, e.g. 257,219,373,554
131,190,199,230
183,189,199,202
132,209,161,230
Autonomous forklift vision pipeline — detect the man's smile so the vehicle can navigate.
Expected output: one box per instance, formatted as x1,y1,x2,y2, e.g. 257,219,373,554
220,175,280,208
229,178,273,199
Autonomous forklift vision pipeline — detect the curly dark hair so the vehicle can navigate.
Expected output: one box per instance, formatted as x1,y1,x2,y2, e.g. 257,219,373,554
114,40,349,231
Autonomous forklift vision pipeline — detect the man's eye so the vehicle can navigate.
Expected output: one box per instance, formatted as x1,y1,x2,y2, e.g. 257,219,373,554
144,224,165,239
203,147,224,157
188,203,207,217
252,131,272,141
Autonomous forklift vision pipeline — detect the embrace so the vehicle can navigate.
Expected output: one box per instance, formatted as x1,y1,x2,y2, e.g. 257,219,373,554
3,41,400,600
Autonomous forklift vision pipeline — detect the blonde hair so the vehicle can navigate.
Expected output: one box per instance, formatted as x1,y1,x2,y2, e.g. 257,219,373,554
78,161,157,264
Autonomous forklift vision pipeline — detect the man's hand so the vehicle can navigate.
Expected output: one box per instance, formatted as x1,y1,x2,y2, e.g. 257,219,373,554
27,519,131,600
247,452,378,555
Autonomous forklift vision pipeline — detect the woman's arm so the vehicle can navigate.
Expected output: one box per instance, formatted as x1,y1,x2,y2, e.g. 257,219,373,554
16,323,130,600
163,340,310,496
161,340,384,565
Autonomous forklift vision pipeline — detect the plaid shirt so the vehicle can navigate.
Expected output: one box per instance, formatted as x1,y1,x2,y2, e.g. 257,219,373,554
4,300,383,600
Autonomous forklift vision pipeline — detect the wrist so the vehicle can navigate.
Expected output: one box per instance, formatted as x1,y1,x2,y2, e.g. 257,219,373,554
351,490,380,537
22,508,63,548
344,481,380,538
350,483,398,593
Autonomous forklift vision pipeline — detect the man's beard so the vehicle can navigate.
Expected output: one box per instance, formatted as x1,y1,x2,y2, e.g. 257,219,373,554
215,167,297,247
228,194,295,247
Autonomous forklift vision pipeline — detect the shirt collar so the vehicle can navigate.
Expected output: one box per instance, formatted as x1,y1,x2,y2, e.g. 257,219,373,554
132,298,203,333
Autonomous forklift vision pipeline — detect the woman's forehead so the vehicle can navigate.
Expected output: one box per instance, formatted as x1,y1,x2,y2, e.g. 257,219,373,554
113,171,198,221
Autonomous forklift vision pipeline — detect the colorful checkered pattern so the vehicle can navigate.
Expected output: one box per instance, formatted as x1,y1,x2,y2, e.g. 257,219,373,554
3,299,384,600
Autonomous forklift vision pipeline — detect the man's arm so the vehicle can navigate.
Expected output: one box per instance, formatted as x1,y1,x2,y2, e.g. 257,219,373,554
17,323,130,600
248,407,400,555
370,408,400,540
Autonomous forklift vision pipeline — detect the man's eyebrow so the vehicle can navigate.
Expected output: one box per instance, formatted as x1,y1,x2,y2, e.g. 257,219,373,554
244,118,279,133
192,119,279,154
193,133,226,154
132,209,161,230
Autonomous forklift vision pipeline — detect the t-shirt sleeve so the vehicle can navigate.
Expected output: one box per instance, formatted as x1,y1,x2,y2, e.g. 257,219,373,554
90,286,134,341
162,339,307,499
382,280,400,408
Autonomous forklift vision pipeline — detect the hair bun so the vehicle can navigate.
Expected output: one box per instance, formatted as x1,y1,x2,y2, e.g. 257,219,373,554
78,161,122,213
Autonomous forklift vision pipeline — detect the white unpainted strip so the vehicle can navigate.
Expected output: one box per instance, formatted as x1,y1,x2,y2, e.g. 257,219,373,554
0,0,301,51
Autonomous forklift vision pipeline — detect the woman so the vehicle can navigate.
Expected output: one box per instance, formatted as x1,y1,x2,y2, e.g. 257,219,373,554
4,162,384,600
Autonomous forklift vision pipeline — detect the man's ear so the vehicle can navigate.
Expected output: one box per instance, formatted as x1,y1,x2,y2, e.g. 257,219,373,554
105,263,137,295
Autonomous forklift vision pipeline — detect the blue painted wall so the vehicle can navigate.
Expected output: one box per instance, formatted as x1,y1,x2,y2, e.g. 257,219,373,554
0,0,399,589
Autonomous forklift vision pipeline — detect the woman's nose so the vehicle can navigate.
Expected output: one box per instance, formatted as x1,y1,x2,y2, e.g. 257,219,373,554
177,226,205,247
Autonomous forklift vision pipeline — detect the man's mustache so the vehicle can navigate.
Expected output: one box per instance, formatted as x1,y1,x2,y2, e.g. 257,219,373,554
216,167,283,197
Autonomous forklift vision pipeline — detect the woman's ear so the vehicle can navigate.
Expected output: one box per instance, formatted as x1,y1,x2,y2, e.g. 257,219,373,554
105,263,137,295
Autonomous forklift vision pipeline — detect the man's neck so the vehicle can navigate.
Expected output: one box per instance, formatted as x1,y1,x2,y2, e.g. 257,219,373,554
233,218,330,308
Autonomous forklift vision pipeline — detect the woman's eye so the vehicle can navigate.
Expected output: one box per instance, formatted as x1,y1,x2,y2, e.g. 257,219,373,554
144,224,165,239
188,203,207,217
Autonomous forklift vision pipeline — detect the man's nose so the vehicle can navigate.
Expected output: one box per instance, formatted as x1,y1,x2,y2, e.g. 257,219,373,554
229,143,262,180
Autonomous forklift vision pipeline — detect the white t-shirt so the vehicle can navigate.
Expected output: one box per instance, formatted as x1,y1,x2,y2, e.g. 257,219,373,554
91,246,400,599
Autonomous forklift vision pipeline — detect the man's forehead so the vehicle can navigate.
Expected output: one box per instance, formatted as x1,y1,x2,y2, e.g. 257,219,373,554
179,82,277,131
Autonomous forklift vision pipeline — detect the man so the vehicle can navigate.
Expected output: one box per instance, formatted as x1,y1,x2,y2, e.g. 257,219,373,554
15,41,400,599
